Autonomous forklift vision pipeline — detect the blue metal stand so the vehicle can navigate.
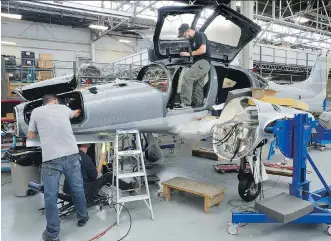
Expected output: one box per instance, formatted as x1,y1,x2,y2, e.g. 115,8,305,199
229,114,331,235
310,124,331,150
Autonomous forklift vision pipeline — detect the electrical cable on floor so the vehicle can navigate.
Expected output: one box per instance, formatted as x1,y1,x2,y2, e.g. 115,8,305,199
228,198,255,227
259,146,285,196
263,175,281,193
87,202,132,241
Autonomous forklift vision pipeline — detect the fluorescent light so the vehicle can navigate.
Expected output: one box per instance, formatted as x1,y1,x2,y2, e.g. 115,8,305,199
293,16,310,23
89,24,108,30
1,41,16,45
1,13,22,19
119,39,130,43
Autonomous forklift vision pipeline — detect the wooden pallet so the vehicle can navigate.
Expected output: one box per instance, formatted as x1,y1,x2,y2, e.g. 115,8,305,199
192,148,220,161
162,177,226,213
264,165,293,177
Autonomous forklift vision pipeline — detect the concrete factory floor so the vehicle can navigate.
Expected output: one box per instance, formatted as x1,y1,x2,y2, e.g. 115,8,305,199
2,140,331,241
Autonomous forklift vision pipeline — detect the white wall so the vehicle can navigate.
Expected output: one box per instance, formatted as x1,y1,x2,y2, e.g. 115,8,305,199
1,18,91,76
1,19,138,77
94,35,135,63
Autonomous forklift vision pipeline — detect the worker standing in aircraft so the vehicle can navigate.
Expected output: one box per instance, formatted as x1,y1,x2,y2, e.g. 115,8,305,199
175,23,211,109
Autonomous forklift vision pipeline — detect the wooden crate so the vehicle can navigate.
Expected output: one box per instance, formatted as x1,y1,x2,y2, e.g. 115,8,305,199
38,60,46,68
45,61,53,69
6,74,28,98
162,177,226,213
39,53,52,61
37,71,53,81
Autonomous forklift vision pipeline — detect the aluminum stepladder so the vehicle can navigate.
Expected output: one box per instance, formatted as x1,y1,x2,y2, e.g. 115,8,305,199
113,129,154,225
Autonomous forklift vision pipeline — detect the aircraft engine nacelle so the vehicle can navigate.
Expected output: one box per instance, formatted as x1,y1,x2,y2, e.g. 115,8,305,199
212,97,314,161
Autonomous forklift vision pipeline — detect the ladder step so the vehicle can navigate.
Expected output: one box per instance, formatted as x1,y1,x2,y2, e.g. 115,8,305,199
118,150,141,156
118,194,149,203
118,171,145,178
116,129,139,135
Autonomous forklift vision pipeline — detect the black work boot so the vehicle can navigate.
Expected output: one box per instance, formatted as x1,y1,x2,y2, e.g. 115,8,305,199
42,230,60,241
77,216,89,227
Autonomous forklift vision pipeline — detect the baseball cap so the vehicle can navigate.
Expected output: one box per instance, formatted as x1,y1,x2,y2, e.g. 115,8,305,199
178,23,190,38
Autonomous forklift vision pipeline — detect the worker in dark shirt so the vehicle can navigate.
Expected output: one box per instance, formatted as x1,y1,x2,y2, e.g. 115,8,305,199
63,144,133,201
175,23,211,109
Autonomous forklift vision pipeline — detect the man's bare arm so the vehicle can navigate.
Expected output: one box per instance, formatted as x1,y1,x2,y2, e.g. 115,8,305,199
97,152,107,175
192,44,206,56
27,131,37,139
180,44,207,57
72,109,81,118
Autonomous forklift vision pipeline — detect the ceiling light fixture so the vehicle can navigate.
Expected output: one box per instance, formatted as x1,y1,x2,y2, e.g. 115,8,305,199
89,24,108,31
119,39,131,43
1,41,17,45
292,16,310,23
1,13,22,19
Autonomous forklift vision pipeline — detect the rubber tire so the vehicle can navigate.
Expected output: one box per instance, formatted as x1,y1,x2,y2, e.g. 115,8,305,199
238,174,261,202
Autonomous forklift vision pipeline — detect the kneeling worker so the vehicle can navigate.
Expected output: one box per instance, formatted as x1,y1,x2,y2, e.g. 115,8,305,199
64,143,134,201
175,23,211,109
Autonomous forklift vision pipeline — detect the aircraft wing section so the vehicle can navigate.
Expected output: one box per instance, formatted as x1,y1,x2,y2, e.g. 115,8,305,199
26,133,116,147
171,116,218,141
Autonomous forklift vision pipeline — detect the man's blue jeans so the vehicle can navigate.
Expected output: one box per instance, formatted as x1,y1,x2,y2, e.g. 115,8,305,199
41,153,88,239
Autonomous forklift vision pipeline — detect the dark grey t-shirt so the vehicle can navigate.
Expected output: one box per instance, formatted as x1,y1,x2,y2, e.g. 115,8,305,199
189,31,211,63
28,104,79,162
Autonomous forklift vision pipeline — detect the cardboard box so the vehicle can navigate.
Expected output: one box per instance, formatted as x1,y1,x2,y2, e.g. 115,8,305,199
251,88,277,99
37,71,53,81
6,113,14,119
38,61,46,68
7,81,28,98
39,53,52,61
45,61,53,69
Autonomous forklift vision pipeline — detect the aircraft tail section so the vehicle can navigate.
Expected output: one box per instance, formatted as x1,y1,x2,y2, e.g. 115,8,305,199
298,54,331,93
268,54,331,99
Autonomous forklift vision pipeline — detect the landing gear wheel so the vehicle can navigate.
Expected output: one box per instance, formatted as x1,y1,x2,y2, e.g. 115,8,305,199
227,222,239,235
327,225,331,236
238,174,261,202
